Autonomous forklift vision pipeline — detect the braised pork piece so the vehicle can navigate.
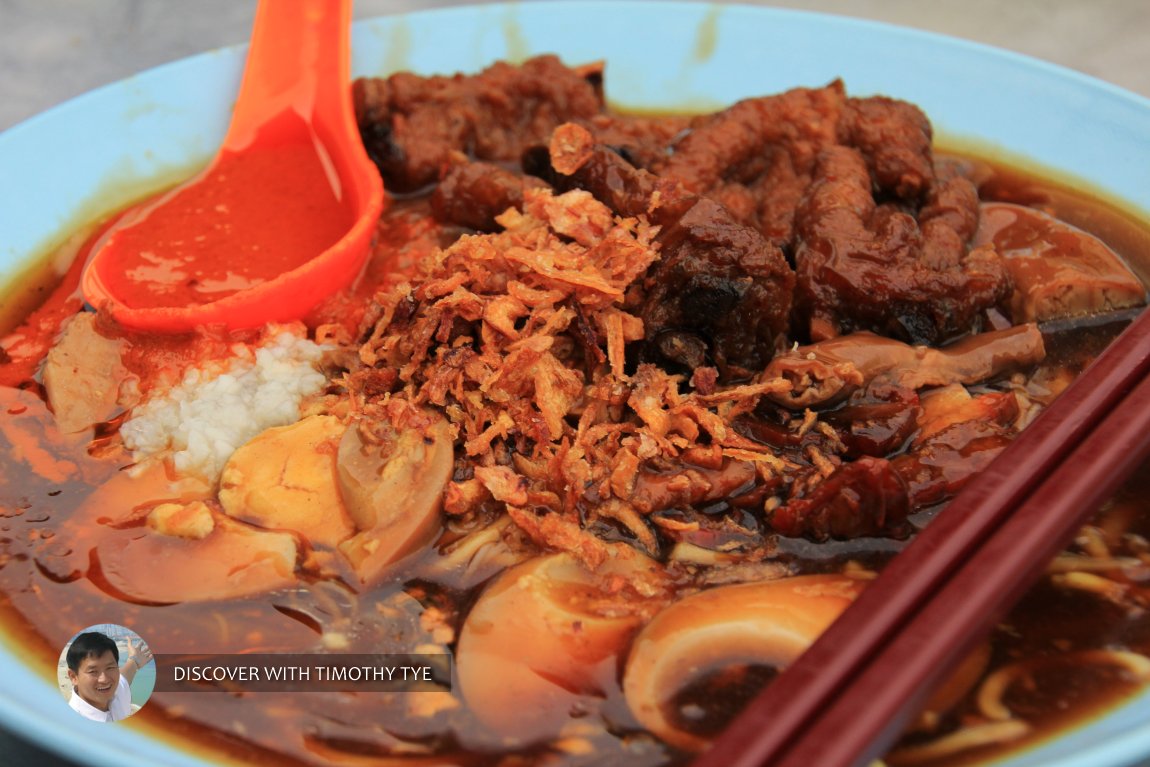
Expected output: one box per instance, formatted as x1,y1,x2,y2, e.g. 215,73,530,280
2,55,1149,767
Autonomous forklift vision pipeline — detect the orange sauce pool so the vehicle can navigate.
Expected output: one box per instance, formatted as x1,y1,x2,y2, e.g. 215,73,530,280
93,142,355,310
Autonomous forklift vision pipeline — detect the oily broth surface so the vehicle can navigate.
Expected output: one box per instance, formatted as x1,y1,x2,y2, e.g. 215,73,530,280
1,152,1150,766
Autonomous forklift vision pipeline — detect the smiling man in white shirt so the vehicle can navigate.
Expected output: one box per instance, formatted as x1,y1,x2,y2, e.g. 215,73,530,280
65,631,151,722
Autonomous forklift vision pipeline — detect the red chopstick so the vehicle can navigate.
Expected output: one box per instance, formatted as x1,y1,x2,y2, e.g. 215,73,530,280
772,366,1150,767
694,307,1150,767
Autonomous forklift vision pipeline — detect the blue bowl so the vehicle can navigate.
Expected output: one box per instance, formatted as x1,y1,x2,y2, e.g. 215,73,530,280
2,3,1149,766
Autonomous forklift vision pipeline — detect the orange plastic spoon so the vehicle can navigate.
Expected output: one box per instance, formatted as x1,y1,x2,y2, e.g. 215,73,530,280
81,0,383,332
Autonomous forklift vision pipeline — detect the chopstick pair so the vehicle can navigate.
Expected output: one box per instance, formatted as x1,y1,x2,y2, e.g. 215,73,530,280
694,307,1150,767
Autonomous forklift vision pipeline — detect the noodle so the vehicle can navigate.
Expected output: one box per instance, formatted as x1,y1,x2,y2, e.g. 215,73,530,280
887,721,1031,766
1051,571,1130,603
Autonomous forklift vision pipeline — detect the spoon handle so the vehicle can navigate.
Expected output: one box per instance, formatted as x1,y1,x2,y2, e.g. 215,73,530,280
223,0,353,151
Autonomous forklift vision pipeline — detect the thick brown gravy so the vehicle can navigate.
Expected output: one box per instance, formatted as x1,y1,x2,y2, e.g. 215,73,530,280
1,148,1149,767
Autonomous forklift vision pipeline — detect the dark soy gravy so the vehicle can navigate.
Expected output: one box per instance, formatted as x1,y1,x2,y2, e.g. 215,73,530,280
1,147,1149,767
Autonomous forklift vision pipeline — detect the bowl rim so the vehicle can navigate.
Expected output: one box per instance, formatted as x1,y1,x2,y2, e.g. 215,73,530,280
2,3,1150,767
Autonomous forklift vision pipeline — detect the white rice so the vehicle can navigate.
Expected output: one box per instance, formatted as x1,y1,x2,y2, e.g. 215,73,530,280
120,326,330,481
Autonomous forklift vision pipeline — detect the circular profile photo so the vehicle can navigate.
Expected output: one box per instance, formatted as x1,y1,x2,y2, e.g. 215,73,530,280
58,623,155,722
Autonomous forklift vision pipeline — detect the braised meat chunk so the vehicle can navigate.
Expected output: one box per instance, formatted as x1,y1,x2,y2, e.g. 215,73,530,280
430,161,549,232
639,197,795,376
762,324,1045,408
354,55,605,192
793,146,1012,344
652,83,936,253
837,94,934,201
544,123,795,377
655,83,848,249
972,202,1147,322
579,112,692,172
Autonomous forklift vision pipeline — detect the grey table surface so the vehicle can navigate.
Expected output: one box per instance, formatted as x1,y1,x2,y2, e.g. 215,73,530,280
2,0,1150,133
2,1,1150,766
